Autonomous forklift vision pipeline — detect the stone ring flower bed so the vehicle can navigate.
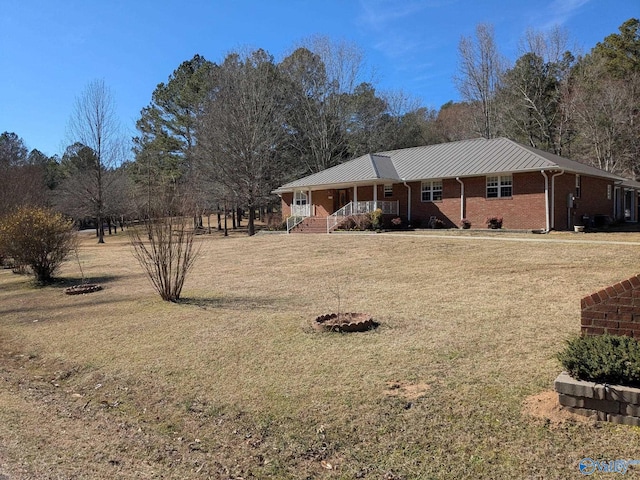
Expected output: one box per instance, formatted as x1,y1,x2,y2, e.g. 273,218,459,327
313,313,378,332
555,372,640,426
64,284,103,295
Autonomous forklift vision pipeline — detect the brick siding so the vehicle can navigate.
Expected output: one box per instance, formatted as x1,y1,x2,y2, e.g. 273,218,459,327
581,275,640,337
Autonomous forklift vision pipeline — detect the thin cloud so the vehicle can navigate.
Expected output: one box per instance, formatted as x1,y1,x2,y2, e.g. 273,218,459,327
357,0,456,31
540,0,590,29
358,0,455,59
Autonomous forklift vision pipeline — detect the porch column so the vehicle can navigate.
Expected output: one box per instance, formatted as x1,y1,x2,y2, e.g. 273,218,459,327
308,189,312,216
353,185,358,204
373,184,377,202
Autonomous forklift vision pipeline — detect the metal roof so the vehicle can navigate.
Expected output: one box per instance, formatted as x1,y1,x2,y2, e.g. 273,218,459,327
276,153,400,191
273,137,627,193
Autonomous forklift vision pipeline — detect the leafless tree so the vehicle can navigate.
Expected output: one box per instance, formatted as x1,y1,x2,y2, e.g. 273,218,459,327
198,49,285,236
455,24,506,139
569,58,639,175
496,27,575,154
66,79,124,243
280,36,368,173
127,196,200,302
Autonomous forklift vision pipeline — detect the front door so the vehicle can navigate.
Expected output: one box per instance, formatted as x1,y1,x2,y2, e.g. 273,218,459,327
334,189,350,212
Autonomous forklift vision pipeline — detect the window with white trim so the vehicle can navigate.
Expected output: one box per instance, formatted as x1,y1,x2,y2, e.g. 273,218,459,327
421,180,443,202
486,175,512,198
575,174,581,198
384,184,393,197
294,191,307,206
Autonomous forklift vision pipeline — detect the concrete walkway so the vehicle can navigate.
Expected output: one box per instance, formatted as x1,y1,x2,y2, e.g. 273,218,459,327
367,231,640,246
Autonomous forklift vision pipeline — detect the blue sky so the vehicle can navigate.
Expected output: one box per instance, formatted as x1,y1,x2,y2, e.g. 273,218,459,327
0,0,637,158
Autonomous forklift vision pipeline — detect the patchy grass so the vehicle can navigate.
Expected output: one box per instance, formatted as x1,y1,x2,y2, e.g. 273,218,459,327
2,229,640,478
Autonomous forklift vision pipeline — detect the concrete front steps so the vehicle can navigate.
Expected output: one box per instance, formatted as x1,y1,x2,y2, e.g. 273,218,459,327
290,216,327,234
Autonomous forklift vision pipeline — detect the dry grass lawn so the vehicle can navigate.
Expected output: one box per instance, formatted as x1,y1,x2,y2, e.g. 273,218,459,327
2,227,640,479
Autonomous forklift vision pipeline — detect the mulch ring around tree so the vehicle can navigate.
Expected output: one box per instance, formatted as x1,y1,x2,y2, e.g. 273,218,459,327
313,312,379,332
64,284,103,295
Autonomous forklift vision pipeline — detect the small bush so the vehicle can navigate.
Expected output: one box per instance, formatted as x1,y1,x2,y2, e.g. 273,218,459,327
341,216,357,230
557,334,640,387
354,213,372,231
0,206,77,284
391,217,403,228
486,216,503,229
128,214,200,302
370,208,383,230
264,214,285,231
460,218,471,229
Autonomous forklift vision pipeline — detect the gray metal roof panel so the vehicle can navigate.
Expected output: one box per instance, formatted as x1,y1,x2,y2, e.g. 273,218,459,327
370,154,400,181
274,137,626,193
275,153,400,191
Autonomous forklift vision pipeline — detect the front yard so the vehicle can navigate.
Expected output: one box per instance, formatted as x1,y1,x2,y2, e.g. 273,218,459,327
1,230,640,478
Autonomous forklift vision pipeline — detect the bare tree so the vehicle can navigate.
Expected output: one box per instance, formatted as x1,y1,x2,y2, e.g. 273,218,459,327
280,37,368,173
569,58,638,174
496,27,575,154
66,79,124,243
128,205,200,302
455,24,506,139
199,49,286,236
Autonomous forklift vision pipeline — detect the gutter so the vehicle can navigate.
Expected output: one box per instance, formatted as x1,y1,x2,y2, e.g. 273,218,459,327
456,177,465,221
402,179,411,221
541,170,564,231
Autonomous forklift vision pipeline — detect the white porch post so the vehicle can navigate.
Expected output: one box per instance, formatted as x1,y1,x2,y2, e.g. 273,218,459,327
373,184,377,202
354,185,358,204
308,189,312,216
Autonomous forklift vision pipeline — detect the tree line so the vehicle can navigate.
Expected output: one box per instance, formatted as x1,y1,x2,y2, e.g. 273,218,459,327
1,20,638,237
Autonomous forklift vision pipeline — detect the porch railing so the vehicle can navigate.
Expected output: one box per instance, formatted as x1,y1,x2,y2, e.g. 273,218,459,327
286,215,306,233
291,204,311,217
286,204,314,233
353,201,399,215
326,201,398,233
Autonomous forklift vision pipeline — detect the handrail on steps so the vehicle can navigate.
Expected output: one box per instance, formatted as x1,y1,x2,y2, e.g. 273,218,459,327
326,202,354,233
286,215,305,233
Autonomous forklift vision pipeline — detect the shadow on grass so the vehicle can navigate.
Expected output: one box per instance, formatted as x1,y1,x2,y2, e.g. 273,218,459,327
47,275,121,289
179,295,283,310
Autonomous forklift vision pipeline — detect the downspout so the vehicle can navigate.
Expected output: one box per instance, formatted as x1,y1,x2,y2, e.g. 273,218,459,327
614,180,624,220
541,170,564,231
456,177,465,222
402,179,411,222
541,171,550,232
550,170,564,230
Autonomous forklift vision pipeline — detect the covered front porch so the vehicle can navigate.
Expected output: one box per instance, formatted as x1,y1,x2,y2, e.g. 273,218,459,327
285,184,400,233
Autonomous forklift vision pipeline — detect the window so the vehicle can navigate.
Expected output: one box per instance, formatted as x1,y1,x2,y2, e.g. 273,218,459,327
486,175,512,198
607,184,612,200
294,191,307,206
575,175,581,199
421,180,443,202
384,184,393,198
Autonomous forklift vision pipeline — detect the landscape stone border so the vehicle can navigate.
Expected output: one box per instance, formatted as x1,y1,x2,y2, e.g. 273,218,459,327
314,312,378,332
554,372,640,426
64,284,103,295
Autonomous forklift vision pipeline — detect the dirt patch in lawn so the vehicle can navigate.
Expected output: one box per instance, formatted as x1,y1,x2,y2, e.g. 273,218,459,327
522,390,592,426
383,381,430,400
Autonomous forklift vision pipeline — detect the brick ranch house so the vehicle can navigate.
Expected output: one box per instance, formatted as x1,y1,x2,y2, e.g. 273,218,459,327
273,137,640,233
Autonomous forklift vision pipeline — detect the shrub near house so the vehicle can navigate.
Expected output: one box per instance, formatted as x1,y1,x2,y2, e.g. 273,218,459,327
0,206,77,284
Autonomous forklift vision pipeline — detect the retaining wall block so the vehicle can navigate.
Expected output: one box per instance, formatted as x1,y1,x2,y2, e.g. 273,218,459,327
563,405,607,421
606,384,640,405
621,403,640,417
554,372,606,400
607,413,640,427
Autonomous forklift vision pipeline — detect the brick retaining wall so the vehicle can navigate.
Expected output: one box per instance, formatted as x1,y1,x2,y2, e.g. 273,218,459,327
581,274,640,337
555,372,640,426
